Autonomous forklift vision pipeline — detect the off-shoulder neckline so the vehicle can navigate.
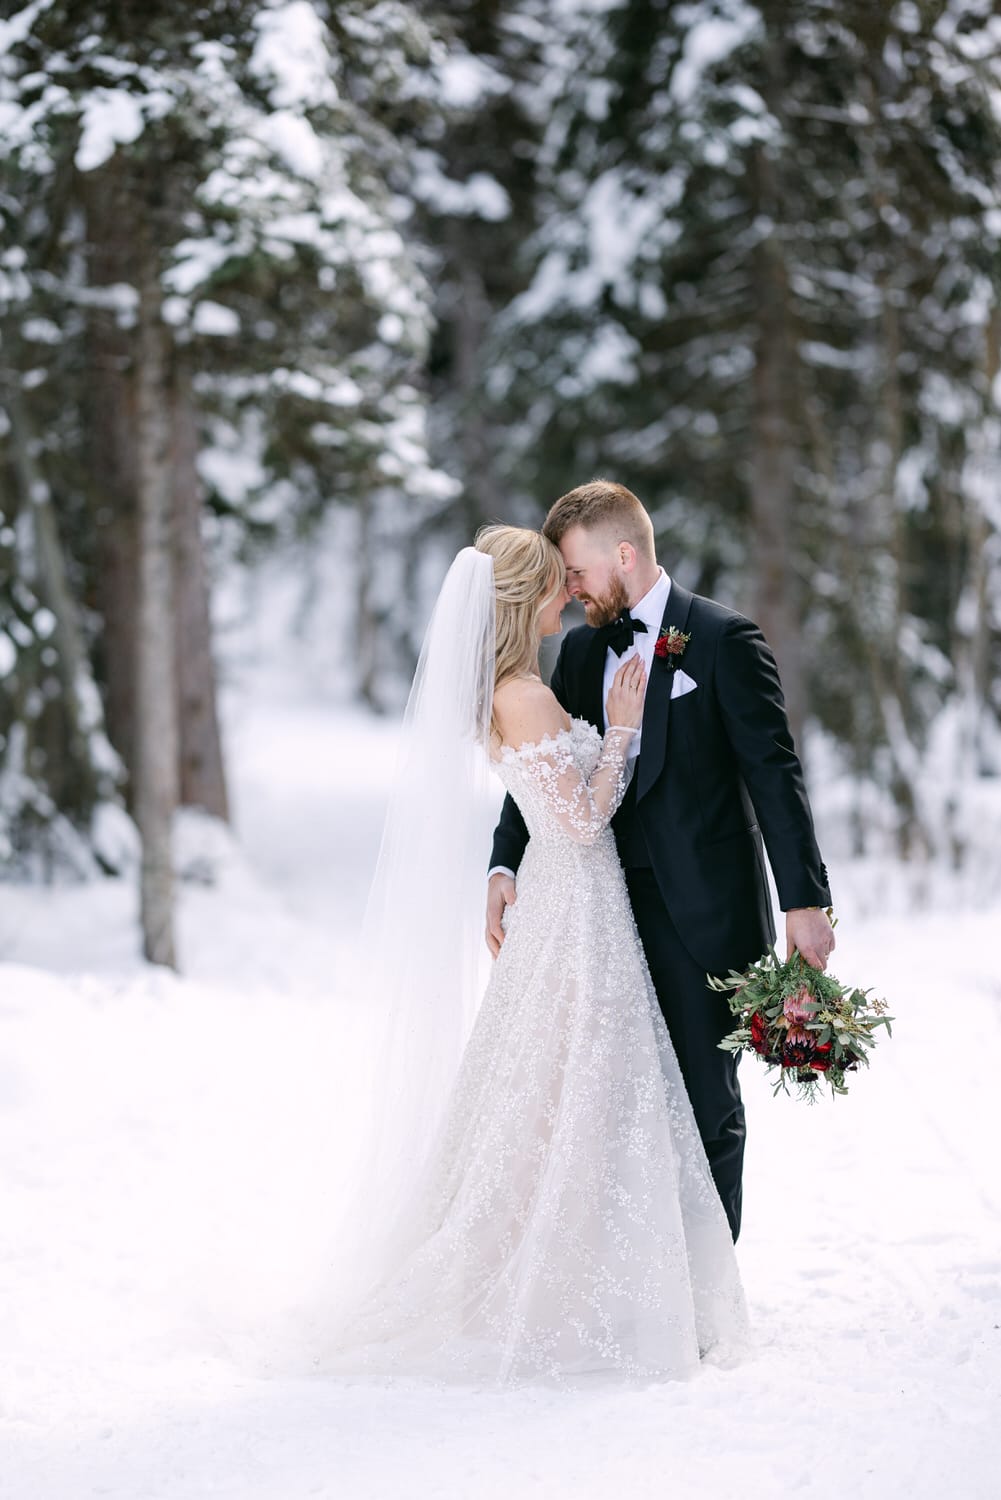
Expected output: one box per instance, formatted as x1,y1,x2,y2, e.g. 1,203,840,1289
492,716,600,765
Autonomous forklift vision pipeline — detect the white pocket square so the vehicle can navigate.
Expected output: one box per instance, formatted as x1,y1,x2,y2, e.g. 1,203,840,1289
670,668,698,700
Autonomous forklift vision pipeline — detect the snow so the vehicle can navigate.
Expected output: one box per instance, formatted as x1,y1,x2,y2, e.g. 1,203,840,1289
798,339,868,370
670,3,762,107
21,316,62,344
581,171,672,293
250,1,339,112
192,301,241,337
90,800,140,872
74,86,174,173
1,603,1000,1497
436,52,509,110
510,167,685,325
412,152,511,222
378,311,406,345
163,239,234,298
0,631,16,676
0,0,53,54
197,430,268,508
161,295,191,328
270,366,363,408
261,210,322,244
257,108,325,181
576,322,639,386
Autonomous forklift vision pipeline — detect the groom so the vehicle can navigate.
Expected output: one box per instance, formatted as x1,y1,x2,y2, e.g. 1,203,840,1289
486,480,833,1242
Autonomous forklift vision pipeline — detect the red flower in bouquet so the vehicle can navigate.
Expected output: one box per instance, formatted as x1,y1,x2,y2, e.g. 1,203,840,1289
708,937,893,1103
750,1011,770,1057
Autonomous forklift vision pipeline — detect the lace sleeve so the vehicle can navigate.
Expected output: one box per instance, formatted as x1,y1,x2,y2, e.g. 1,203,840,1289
516,726,637,845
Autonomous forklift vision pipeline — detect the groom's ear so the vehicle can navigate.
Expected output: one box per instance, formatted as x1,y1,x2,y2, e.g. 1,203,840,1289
617,541,638,572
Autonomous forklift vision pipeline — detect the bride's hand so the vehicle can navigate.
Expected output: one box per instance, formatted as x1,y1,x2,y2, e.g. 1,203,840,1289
485,872,516,959
605,654,647,729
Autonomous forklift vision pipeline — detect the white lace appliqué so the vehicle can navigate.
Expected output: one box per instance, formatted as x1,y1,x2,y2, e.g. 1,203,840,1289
496,720,635,845
321,716,749,1388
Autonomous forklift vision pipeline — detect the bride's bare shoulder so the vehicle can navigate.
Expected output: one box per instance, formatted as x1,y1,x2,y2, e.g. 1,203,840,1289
492,678,571,748
492,676,556,719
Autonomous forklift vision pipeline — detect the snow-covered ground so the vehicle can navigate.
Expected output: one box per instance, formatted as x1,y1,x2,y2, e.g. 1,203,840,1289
2,655,999,1499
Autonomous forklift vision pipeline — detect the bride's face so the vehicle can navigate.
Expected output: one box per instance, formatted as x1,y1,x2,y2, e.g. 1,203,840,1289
537,573,572,637
559,525,629,628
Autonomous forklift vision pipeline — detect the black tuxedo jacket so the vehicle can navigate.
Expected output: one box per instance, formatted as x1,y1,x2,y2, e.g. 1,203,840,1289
490,582,831,976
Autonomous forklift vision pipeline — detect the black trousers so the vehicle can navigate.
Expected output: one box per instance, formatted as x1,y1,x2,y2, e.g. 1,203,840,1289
625,868,746,1242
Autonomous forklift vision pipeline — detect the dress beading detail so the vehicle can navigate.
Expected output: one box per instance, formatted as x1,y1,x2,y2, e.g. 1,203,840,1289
325,717,749,1387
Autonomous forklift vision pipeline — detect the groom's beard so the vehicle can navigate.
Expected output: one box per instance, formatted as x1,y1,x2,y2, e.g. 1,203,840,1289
580,574,630,629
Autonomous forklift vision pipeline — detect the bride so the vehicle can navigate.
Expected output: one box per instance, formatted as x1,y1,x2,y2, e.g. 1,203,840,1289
317,524,748,1387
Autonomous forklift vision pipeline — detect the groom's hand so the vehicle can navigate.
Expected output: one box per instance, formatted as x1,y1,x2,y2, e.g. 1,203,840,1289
486,873,517,959
786,907,835,970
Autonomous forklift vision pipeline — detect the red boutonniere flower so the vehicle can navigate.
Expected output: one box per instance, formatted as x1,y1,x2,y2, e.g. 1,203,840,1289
653,626,691,664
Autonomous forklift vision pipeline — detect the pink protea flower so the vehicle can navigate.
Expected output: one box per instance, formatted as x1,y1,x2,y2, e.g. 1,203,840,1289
783,985,814,1027
783,1023,811,1047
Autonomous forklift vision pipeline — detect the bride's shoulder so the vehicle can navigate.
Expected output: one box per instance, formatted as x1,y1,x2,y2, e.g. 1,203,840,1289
492,677,571,751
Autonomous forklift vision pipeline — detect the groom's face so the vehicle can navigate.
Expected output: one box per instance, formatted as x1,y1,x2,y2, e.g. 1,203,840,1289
559,526,629,628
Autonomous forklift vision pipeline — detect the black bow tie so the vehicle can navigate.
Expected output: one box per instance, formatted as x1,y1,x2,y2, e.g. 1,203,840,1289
604,609,648,657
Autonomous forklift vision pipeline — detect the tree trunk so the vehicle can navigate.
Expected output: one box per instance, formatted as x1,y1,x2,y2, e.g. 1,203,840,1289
171,356,229,820
748,226,805,747
81,159,141,790
856,69,930,856
879,289,927,856
451,245,501,529
356,493,383,711
968,308,1000,775
2,369,119,816
134,232,179,968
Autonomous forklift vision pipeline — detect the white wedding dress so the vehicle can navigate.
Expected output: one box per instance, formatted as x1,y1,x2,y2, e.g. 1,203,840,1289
323,716,749,1388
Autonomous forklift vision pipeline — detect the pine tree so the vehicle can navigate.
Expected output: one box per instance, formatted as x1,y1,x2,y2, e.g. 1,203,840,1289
0,0,452,932
482,0,1001,846
407,0,549,534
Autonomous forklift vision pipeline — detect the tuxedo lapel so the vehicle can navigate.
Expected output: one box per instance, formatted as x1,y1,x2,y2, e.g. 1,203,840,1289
580,627,609,730
636,581,695,803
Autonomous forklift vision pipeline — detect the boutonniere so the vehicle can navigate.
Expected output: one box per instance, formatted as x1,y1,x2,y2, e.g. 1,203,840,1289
653,626,691,665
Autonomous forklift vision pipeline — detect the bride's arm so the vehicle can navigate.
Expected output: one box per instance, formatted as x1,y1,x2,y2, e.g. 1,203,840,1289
494,660,646,845
522,724,638,845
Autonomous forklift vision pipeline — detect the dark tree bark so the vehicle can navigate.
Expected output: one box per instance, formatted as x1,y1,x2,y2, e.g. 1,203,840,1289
171,356,229,821
746,47,806,750
748,225,805,749
964,307,1000,779
81,160,140,787
134,228,179,968
450,246,502,530
356,492,383,712
2,370,116,816
83,164,229,829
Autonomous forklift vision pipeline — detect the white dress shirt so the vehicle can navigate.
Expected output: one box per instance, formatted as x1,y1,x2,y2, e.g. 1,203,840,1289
601,566,671,762
488,568,671,881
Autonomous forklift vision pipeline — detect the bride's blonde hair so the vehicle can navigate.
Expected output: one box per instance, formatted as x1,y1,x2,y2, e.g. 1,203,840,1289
474,524,565,730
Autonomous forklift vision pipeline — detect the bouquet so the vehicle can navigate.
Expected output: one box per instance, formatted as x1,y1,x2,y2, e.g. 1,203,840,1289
707,939,892,1103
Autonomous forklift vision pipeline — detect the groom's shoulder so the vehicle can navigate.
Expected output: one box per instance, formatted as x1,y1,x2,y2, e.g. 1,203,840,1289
685,587,758,639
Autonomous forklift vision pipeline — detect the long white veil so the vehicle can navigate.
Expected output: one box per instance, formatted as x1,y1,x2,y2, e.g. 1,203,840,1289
321,544,499,1321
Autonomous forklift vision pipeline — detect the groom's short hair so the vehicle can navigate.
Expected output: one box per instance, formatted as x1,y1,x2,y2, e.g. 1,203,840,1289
543,479,655,561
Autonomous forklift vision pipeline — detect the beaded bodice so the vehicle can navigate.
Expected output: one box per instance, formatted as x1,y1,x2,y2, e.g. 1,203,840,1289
490,717,634,850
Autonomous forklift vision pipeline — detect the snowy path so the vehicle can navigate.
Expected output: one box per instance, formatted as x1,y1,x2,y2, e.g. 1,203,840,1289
1,702,999,1499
